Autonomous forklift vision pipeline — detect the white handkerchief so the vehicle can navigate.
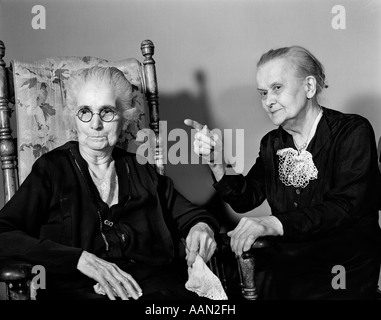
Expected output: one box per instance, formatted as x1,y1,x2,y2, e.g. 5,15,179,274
185,254,228,300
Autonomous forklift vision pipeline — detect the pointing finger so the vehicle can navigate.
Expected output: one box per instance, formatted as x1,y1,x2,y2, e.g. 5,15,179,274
184,119,204,131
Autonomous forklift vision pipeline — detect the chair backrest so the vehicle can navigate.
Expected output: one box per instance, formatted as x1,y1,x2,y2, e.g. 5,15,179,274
0,39,163,204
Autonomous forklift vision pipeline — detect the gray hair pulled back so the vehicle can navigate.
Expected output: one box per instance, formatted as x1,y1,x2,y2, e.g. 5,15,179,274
257,46,328,97
65,66,134,122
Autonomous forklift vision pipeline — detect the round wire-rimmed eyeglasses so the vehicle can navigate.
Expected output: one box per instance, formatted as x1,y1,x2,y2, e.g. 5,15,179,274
76,107,118,122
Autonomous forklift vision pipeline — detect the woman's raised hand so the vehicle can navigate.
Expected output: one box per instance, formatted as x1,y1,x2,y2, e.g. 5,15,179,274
184,119,226,181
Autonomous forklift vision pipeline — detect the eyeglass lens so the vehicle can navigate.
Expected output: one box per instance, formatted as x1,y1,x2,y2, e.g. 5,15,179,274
77,108,116,122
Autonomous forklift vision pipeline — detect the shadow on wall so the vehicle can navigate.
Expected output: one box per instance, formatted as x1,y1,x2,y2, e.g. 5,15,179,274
343,93,381,141
158,70,237,231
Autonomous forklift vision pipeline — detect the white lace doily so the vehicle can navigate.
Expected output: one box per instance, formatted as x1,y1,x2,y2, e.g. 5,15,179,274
277,147,318,188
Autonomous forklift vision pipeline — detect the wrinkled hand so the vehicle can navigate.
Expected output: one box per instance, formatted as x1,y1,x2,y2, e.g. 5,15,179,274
227,216,283,256
185,222,217,267
184,119,223,165
77,251,142,300
184,119,226,181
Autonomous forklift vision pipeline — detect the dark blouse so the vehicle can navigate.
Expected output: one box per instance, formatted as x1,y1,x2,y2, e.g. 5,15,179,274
0,141,220,294
214,107,381,299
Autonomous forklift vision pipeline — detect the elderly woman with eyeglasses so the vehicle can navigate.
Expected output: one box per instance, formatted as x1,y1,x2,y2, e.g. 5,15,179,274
0,66,219,300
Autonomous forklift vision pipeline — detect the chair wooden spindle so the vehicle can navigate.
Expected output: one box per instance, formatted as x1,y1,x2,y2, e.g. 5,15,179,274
140,40,165,176
0,40,17,203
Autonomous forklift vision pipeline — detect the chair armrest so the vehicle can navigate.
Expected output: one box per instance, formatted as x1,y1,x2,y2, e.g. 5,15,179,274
0,258,33,300
215,233,277,299
0,258,33,282
246,236,275,251
218,233,275,252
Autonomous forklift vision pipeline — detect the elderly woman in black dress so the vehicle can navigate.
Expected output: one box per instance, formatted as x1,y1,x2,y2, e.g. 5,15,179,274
186,45,381,299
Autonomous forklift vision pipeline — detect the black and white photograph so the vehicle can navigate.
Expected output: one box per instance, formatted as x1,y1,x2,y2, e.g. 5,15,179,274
0,0,380,311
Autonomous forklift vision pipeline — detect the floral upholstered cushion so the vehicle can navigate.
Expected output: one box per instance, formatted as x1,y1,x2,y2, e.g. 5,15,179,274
12,56,149,183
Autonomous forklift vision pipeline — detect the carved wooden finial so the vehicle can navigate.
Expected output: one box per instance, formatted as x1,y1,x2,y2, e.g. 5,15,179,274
141,39,154,58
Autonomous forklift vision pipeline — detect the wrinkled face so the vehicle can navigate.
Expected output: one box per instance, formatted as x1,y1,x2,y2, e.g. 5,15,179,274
75,81,123,152
256,58,308,128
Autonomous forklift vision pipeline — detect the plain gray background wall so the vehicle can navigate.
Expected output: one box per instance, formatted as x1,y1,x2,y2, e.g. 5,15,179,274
0,0,380,297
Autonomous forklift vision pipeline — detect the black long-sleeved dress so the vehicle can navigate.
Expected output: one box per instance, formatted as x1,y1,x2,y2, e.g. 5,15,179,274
214,107,381,299
0,141,220,299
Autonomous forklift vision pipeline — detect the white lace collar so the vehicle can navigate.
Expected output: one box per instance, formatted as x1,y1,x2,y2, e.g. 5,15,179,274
277,109,323,188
